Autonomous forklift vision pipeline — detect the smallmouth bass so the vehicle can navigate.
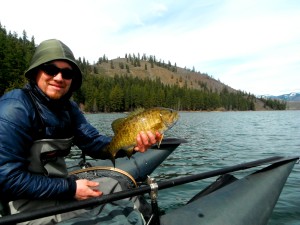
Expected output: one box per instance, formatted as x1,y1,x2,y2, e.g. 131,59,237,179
104,107,179,167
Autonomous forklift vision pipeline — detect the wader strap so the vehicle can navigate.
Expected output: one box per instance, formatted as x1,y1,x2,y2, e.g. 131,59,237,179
23,89,45,137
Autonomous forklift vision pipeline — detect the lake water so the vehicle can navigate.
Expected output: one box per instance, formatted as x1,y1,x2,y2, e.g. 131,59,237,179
84,110,300,225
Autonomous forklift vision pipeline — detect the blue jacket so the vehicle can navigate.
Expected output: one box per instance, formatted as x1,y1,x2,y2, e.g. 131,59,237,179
0,84,111,202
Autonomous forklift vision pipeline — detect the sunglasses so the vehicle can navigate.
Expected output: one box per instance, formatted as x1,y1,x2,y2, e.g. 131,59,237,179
40,64,74,80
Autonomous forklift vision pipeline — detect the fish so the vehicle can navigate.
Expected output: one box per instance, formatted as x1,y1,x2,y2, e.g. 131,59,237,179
104,107,179,167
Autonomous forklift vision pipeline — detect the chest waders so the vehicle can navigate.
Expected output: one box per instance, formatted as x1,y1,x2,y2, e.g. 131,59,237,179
8,90,77,225
28,137,73,178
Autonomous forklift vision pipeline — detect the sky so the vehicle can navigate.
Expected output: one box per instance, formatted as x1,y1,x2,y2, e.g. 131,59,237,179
1,0,300,96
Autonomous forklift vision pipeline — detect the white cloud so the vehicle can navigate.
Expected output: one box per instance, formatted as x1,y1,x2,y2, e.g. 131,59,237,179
1,0,300,95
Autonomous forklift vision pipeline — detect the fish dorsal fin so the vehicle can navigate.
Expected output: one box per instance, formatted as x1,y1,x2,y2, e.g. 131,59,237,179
127,107,145,118
111,108,145,133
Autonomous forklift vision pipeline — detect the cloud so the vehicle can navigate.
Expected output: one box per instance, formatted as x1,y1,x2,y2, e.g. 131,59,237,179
1,0,300,95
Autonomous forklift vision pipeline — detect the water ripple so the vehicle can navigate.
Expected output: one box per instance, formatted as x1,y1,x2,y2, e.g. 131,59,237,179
82,110,300,225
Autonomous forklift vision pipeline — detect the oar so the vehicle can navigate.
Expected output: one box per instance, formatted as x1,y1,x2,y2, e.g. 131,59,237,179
0,156,297,225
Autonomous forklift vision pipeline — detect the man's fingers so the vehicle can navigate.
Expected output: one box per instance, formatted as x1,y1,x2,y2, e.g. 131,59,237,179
134,131,162,152
146,131,157,144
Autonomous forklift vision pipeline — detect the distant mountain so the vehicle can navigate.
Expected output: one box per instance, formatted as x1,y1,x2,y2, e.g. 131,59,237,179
262,93,300,102
94,57,287,110
95,57,237,94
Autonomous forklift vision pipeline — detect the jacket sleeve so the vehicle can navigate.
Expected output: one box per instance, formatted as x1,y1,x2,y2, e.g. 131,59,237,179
0,92,76,202
69,101,112,159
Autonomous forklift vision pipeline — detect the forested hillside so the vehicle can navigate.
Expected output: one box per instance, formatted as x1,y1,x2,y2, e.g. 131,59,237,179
0,23,35,95
0,23,286,112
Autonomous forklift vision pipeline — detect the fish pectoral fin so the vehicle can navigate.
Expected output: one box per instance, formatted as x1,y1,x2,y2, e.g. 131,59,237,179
157,134,164,148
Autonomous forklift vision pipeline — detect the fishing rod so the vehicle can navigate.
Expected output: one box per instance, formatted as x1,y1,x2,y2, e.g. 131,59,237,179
0,155,297,225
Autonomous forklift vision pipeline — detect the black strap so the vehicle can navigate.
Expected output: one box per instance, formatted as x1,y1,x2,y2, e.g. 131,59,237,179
23,89,45,137
0,201,10,216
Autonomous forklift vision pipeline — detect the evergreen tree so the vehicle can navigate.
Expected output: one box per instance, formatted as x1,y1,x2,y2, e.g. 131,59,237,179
109,84,124,112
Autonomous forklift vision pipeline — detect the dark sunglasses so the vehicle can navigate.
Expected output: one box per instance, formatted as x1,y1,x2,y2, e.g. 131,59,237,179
40,64,74,80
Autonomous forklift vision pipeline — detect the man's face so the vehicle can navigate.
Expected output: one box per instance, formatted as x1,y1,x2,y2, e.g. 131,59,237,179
36,61,73,100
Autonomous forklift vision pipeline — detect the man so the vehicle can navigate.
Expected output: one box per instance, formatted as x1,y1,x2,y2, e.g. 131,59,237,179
0,39,160,224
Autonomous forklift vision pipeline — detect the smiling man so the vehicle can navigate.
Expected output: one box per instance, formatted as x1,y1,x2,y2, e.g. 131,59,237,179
36,61,73,99
0,39,160,224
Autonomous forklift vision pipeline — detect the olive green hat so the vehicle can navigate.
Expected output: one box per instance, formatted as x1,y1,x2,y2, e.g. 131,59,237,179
25,39,82,91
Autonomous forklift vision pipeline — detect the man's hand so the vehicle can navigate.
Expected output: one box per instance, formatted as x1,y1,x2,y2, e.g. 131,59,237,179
134,131,162,153
75,179,103,200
